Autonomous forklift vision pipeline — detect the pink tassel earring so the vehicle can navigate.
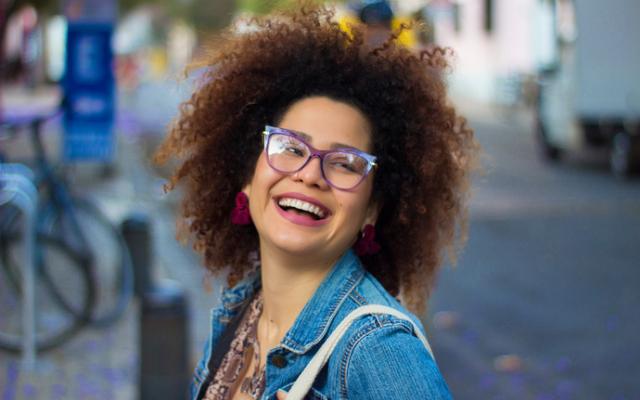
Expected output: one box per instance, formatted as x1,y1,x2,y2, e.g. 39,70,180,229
231,192,252,225
354,224,381,256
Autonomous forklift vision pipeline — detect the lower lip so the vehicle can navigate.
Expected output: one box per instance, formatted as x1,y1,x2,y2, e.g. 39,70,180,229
273,200,330,227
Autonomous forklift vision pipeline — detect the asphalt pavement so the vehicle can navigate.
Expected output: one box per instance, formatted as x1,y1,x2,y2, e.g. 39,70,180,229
429,101,640,400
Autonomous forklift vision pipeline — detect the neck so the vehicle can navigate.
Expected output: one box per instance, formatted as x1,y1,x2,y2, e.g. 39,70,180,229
258,243,340,346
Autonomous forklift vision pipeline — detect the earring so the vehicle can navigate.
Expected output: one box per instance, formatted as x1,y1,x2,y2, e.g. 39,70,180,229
231,192,252,225
354,224,381,256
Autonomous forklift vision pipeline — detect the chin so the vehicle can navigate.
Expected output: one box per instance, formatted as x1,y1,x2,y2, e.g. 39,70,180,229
264,234,336,260
271,236,323,256
258,223,352,261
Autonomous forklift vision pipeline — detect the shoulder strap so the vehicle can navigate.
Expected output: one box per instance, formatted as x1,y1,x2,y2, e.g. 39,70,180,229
285,304,435,400
207,299,253,373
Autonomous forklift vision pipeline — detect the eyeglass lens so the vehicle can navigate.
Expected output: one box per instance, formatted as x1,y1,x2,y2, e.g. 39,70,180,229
266,133,369,189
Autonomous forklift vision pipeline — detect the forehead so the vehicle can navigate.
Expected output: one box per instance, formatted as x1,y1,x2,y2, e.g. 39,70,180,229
277,96,373,152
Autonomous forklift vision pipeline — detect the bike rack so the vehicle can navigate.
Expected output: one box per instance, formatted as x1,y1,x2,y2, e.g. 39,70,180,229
0,163,39,369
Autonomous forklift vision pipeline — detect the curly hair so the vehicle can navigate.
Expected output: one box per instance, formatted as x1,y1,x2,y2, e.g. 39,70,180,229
154,4,477,315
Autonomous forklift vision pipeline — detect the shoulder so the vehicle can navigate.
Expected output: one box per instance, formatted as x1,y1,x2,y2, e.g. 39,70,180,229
348,271,425,335
341,322,451,399
329,272,451,399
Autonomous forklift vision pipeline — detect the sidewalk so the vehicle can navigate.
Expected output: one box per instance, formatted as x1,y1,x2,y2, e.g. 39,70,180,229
0,85,220,400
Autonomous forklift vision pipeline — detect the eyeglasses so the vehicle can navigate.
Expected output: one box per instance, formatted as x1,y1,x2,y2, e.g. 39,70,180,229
262,125,378,191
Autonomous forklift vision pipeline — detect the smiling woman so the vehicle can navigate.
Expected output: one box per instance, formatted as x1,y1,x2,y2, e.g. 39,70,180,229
154,3,477,399
245,97,378,263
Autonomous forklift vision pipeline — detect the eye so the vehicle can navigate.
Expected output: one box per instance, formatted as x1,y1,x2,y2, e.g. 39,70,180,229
272,134,307,157
285,144,305,157
332,160,357,172
326,154,364,174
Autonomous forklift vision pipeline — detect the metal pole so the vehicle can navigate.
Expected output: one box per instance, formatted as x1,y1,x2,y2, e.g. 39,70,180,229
121,213,153,298
0,164,39,369
121,212,191,400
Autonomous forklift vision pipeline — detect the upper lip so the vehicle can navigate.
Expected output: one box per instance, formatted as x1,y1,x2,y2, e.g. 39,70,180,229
274,192,332,216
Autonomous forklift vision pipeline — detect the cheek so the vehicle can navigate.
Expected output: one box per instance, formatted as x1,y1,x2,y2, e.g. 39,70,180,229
249,155,272,188
247,155,283,204
354,180,375,209
339,187,374,222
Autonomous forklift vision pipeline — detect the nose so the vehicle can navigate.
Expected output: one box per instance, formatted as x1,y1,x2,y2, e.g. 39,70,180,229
292,155,329,189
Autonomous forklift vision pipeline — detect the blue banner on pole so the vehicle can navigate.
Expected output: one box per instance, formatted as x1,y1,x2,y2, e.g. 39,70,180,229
63,22,115,161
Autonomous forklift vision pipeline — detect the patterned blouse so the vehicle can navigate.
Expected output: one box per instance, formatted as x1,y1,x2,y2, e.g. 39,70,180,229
203,291,266,400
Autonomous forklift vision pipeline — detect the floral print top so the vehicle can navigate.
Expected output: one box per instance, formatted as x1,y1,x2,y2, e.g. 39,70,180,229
203,291,265,400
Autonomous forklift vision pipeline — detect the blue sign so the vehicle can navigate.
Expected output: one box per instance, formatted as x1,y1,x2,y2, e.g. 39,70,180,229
63,22,115,161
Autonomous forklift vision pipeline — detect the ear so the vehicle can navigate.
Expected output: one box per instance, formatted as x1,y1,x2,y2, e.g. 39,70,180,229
241,182,251,198
362,199,382,228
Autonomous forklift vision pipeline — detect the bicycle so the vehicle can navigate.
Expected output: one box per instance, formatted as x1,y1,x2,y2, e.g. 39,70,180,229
1,161,95,355
0,110,134,353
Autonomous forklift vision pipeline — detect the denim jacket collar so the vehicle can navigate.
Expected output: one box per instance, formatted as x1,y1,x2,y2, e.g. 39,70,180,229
281,249,365,354
220,249,365,355
219,268,262,311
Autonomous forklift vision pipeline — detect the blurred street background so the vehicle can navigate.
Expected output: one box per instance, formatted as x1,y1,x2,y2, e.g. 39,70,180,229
1,0,639,399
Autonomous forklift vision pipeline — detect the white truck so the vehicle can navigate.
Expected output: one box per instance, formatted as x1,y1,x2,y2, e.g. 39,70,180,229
535,0,640,177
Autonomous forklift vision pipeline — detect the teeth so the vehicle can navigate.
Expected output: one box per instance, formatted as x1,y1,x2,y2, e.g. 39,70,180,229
278,198,326,218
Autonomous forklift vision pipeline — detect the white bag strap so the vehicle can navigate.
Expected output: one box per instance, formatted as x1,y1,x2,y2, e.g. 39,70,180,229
285,305,434,400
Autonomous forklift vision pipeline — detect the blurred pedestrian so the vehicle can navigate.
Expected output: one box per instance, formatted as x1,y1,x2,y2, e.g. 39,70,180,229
155,4,476,399
356,0,394,47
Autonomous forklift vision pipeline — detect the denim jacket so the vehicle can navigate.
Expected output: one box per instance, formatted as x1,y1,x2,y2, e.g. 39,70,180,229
191,250,452,399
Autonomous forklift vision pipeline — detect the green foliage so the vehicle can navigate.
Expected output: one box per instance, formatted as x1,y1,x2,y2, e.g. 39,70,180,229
119,0,183,17
186,0,236,33
119,0,156,15
237,0,336,15
117,0,235,35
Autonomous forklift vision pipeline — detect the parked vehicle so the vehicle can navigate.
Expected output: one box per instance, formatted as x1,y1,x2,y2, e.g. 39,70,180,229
535,0,640,177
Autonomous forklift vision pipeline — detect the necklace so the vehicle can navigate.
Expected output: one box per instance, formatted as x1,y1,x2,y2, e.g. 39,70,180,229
258,292,272,368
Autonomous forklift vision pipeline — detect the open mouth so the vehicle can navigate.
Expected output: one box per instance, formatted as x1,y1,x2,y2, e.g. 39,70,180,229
275,197,330,221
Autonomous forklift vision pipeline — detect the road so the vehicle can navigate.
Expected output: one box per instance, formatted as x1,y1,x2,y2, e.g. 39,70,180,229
428,102,640,400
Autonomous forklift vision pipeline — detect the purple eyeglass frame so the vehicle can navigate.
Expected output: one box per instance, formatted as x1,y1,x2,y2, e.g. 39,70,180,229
262,125,378,191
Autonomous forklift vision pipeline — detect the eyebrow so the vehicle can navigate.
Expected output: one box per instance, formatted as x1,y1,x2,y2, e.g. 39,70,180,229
288,128,364,151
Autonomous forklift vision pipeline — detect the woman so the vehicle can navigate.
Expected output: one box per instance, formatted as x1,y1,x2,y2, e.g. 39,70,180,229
155,4,476,399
